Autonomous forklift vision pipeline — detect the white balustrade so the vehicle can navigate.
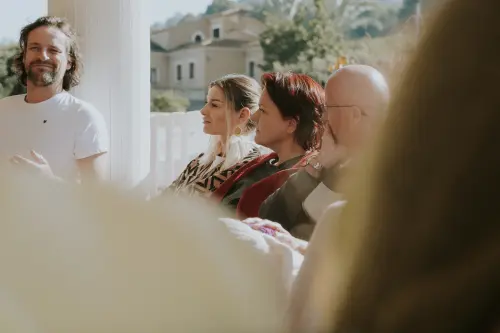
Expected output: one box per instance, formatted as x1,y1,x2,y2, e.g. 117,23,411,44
141,110,265,198
148,111,208,195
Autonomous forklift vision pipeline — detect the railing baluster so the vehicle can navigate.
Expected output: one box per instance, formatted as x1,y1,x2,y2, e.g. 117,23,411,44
149,111,208,191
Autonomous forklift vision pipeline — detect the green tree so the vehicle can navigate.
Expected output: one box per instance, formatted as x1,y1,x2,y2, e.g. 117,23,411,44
303,0,345,61
151,90,190,112
259,7,309,71
259,0,401,81
260,0,347,80
399,0,420,22
205,0,237,15
345,2,399,38
245,0,297,21
0,45,24,98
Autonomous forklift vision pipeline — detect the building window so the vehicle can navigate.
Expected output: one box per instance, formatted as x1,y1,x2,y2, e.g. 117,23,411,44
189,62,195,79
150,67,158,84
192,31,205,43
212,27,220,39
249,61,255,78
176,64,182,81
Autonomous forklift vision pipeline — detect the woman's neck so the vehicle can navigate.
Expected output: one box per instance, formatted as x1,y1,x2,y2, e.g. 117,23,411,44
216,136,227,156
274,141,306,165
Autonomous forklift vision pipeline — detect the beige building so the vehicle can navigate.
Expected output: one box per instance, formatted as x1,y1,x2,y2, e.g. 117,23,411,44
150,9,266,110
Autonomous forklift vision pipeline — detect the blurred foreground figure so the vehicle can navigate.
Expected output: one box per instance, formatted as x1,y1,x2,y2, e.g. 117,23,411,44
0,166,298,332
285,0,500,332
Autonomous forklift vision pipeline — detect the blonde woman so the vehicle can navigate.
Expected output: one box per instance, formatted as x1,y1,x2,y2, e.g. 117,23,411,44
167,74,262,197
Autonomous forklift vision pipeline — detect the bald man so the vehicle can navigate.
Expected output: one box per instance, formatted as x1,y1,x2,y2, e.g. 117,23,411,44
258,65,390,240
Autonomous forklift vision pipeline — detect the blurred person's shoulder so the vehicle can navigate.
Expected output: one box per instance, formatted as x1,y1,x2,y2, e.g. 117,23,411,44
0,172,285,332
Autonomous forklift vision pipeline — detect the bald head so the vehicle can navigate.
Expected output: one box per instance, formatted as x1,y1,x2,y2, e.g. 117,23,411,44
324,65,390,149
325,65,390,118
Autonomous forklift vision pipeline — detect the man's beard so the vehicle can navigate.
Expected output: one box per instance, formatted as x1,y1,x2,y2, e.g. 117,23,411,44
26,62,58,87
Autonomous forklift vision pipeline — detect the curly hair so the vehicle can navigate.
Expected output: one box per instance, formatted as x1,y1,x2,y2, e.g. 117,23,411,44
12,16,82,91
261,72,325,151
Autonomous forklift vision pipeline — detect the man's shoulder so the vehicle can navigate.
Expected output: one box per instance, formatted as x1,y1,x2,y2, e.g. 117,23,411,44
64,93,98,112
64,93,104,122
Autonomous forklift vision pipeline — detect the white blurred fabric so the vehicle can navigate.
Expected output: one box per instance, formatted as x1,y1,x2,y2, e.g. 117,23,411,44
0,168,292,333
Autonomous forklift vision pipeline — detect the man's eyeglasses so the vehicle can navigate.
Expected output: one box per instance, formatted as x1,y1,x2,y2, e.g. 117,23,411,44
323,104,368,117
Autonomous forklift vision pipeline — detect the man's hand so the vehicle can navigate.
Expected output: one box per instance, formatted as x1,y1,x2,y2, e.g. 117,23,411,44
317,124,348,169
10,150,57,179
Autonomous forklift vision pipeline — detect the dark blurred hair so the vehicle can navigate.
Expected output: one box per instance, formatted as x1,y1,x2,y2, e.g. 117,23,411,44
12,16,82,91
261,72,325,151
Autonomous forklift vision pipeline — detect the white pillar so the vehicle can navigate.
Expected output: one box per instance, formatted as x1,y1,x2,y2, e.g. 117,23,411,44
48,0,150,187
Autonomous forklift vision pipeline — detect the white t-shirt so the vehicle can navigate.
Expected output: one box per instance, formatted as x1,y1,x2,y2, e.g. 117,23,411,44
0,92,108,181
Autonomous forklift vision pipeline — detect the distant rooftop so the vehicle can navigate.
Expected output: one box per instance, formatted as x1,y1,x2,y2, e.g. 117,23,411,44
165,38,248,53
150,40,168,52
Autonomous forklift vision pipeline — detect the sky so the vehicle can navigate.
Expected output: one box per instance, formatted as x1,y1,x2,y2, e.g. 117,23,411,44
0,0,213,43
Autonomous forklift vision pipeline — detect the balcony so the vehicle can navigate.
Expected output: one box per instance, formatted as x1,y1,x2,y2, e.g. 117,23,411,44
146,111,208,196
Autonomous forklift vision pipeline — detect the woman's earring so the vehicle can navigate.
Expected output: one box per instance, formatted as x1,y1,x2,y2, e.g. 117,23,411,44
234,126,242,136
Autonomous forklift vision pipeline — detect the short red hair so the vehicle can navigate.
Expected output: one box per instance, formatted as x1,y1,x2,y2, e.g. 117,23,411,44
261,72,325,151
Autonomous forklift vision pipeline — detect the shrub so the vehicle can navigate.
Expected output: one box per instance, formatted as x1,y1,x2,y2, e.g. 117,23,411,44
151,90,190,112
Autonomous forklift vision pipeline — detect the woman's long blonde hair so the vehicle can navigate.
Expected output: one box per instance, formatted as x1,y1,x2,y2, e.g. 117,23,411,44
199,74,261,170
318,0,500,332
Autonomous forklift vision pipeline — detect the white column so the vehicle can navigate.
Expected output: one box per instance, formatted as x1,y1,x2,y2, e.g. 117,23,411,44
48,0,151,187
